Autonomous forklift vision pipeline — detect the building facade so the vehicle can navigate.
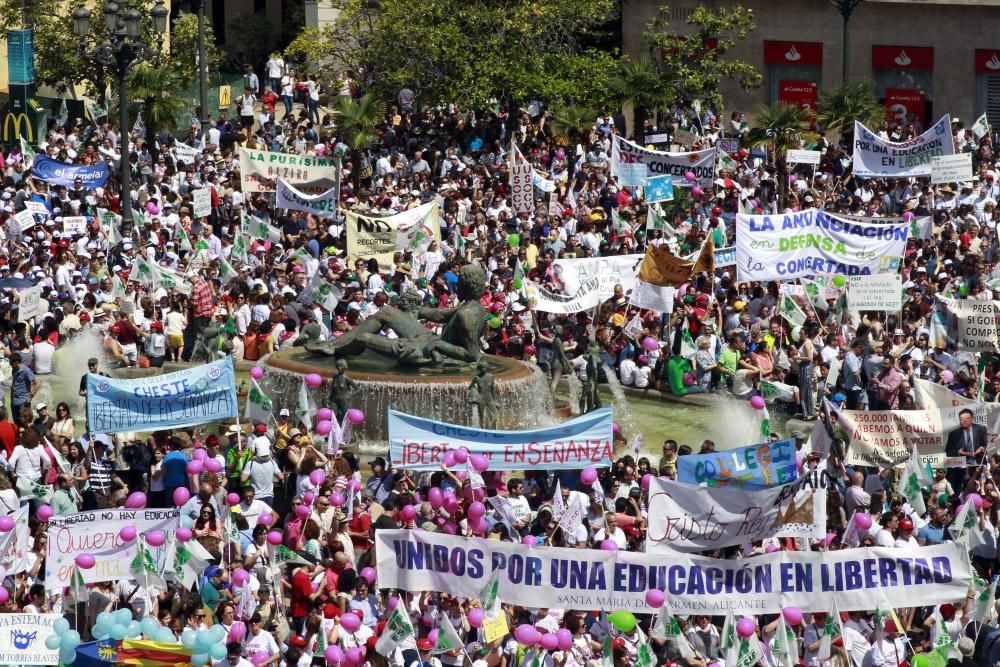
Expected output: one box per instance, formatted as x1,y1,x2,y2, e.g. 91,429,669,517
621,0,1000,127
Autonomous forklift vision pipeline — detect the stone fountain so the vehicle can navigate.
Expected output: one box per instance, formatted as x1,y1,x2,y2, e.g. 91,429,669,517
261,265,555,442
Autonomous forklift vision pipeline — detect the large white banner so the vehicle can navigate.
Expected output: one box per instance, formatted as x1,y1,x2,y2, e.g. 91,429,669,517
940,298,999,352
735,208,909,281
836,403,1000,467
345,202,441,271
0,614,59,664
646,472,829,553
852,115,955,178
238,148,341,194
276,177,340,218
611,136,716,187
376,530,970,614
45,508,180,590
841,212,933,241
523,255,642,313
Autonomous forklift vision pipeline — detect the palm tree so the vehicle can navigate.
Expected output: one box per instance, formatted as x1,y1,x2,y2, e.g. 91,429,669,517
548,105,597,147
816,81,886,146
746,103,820,197
128,64,186,163
608,57,671,138
333,93,386,192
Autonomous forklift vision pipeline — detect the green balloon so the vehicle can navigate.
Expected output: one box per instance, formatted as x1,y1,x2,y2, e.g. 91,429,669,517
513,278,523,289
912,655,928,667
508,233,520,248
833,275,846,288
608,610,637,633
959,284,969,298
489,317,503,329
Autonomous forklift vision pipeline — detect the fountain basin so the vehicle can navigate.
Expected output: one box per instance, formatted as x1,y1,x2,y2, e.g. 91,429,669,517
262,348,555,442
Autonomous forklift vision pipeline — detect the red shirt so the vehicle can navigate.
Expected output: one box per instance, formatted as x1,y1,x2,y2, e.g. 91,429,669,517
290,568,313,619
0,421,16,458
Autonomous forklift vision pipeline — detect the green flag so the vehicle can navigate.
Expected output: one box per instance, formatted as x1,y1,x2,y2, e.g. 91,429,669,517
218,255,239,285
245,378,273,425
973,113,991,140
432,615,465,655
375,604,415,656
272,544,309,568
779,295,807,327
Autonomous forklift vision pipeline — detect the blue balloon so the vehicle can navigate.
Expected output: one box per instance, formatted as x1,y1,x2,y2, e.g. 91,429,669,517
195,631,215,649
140,618,159,637
155,627,176,643
191,653,209,666
209,624,227,643
53,617,70,634
44,635,61,650
64,630,82,648
114,608,133,625
96,611,114,627
181,629,198,649
209,643,227,660
110,624,128,641
126,620,142,638
59,645,77,664
95,631,110,641
181,516,194,528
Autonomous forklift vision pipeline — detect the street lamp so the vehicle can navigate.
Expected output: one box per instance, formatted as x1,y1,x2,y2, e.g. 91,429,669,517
72,0,168,229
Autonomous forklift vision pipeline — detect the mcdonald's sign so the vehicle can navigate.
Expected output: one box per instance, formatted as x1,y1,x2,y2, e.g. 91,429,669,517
2,111,32,144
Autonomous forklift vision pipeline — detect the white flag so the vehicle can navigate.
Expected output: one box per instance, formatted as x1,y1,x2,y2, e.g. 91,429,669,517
973,113,991,140
375,604,415,656
551,479,565,519
244,378,273,425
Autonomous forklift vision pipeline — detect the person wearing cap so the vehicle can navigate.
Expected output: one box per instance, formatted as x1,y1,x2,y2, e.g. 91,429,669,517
30,403,54,439
242,611,279,663
240,444,282,511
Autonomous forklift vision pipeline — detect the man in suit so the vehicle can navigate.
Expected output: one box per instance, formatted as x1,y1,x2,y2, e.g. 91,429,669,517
945,408,987,491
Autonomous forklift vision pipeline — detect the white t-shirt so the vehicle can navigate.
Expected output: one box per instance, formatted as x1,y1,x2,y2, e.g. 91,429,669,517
243,629,278,658
32,341,54,374
266,58,284,79
237,499,273,526
9,445,47,481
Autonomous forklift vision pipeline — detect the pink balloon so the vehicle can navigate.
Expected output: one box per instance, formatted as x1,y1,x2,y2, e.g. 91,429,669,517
324,646,344,664
429,488,444,510
227,493,241,506
176,527,193,542
330,492,345,507
75,553,96,569
470,454,490,473
600,539,619,551
765,544,780,553
257,513,273,526
522,535,537,546
540,633,559,651
204,459,222,473
250,367,264,380
387,596,399,611
970,493,985,510
340,612,361,632
0,517,15,533
783,606,803,625
125,492,147,508
455,470,468,481
232,568,250,586
309,469,326,486
317,408,333,422
229,621,247,642
305,373,323,388
443,450,457,468
468,501,486,519
684,171,696,183
556,628,573,651
453,448,469,465
749,395,766,410
401,505,417,522
252,651,270,666
347,648,364,665
304,491,316,505
360,567,376,585
641,473,651,489
692,186,704,197
346,408,365,425
119,525,137,542
442,523,457,535
613,422,620,434
515,624,540,646
902,211,915,222
146,530,165,547
854,513,873,530
472,517,488,534
427,629,439,645
193,449,207,461
186,460,203,475
173,487,191,506
645,589,665,608
736,618,756,638
315,420,333,436
468,608,485,628
295,504,310,519
642,336,659,352
580,467,598,485
37,505,53,521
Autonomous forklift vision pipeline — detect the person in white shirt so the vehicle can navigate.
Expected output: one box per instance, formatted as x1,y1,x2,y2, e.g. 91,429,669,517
242,612,279,662
619,351,639,386
9,434,49,483
212,642,252,667
237,486,278,527
237,89,257,130
31,338,54,375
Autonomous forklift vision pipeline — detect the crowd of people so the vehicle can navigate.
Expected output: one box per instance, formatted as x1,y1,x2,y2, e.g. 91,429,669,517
0,50,996,667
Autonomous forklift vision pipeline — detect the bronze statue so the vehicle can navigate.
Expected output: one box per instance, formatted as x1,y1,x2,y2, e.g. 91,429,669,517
581,342,603,414
543,324,570,396
306,264,487,366
329,358,360,422
293,322,323,347
467,358,499,429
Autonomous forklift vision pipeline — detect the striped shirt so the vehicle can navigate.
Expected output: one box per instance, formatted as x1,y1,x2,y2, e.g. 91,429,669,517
89,458,114,491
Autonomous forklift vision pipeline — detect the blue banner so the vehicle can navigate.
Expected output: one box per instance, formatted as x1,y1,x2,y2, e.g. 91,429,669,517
32,155,109,187
676,438,797,489
389,407,614,471
86,358,237,433
645,175,674,203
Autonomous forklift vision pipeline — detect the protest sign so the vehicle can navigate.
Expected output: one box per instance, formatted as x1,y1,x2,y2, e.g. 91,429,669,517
376,530,970,614
735,208,908,281
45,508,180,590
0,614,60,664
931,153,973,184
525,255,642,313
25,201,49,217
675,438,796,489
673,128,699,147
787,150,821,165
86,357,237,433
645,176,674,203
61,216,87,236
345,202,441,271
847,274,904,311
940,299,998,351
714,246,737,268
611,136,716,187
852,115,954,178
12,209,34,232
388,407,613,471
276,178,340,218
717,138,739,154
615,163,648,187
173,142,200,164
510,163,533,214
646,471,829,552
31,155,110,187
629,279,675,313
237,148,341,194
191,188,212,218
913,377,974,409
17,285,42,322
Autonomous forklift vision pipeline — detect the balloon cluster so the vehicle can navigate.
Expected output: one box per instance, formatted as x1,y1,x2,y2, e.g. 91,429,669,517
91,608,176,644
512,624,574,651
45,617,83,663
180,623,231,664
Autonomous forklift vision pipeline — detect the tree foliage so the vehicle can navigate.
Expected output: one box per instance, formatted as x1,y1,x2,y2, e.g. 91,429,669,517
284,0,619,108
643,4,761,110
333,93,386,190
163,12,225,86
816,80,886,142
746,103,820,195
